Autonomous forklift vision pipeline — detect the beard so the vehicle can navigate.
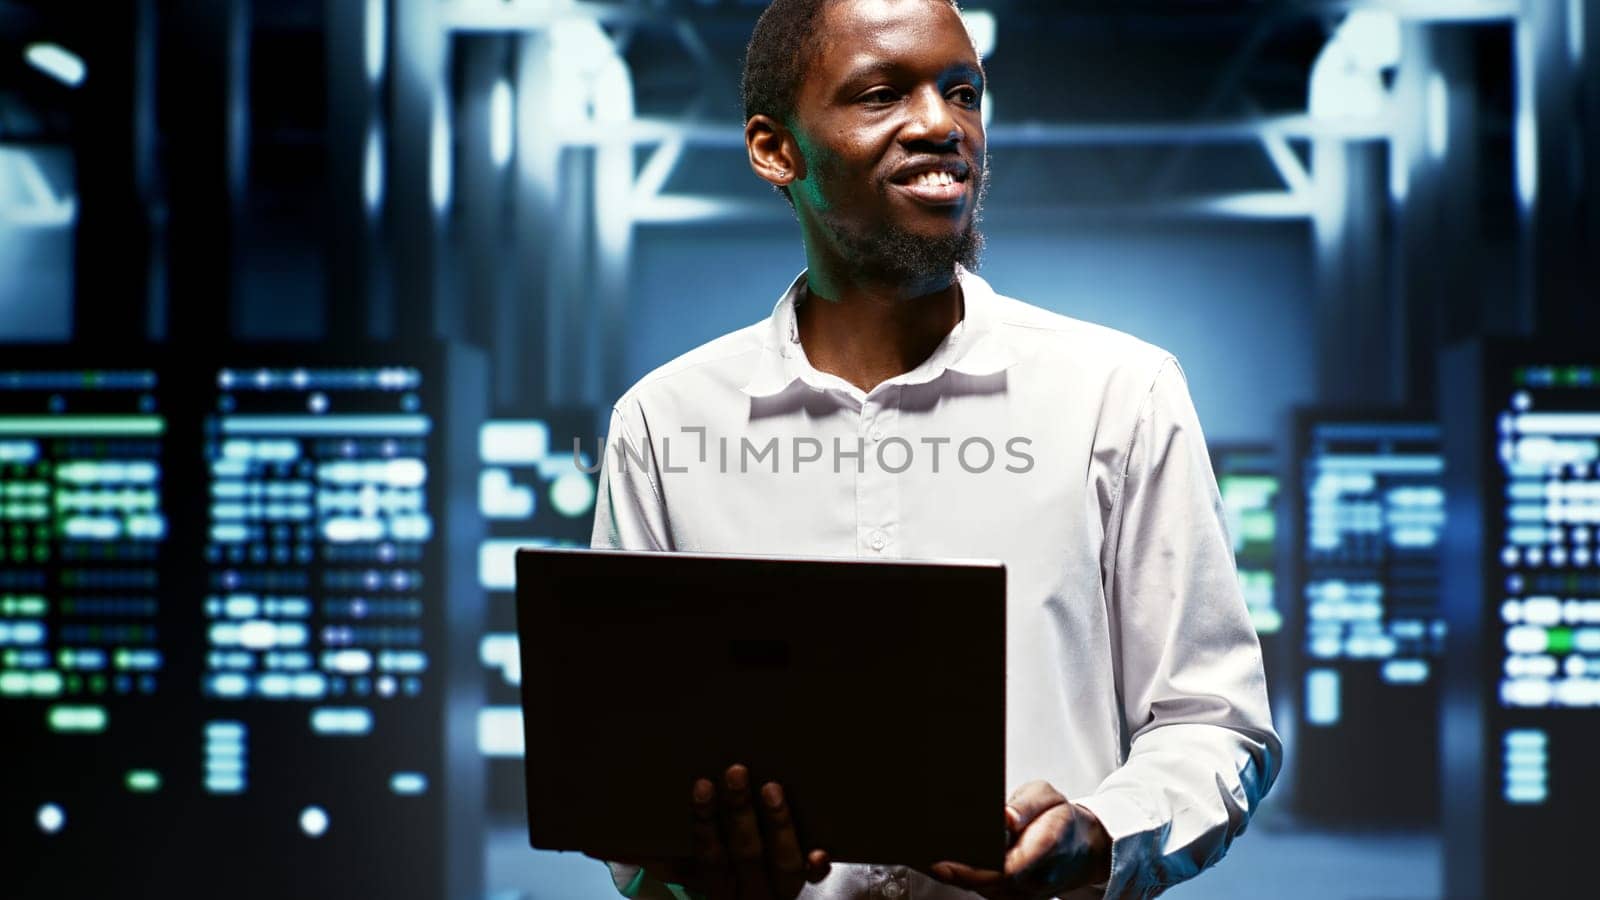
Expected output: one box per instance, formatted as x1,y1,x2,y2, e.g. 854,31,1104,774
821,154,989,288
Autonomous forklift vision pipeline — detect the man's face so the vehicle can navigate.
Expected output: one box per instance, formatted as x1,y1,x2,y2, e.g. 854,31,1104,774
787,0,987,284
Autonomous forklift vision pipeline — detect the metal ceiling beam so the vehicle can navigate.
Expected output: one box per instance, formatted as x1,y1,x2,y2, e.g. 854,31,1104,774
552,113,1391,149
1299,0,1518,22
440,0,1520,28
632,190,1313,225
441,0,666,31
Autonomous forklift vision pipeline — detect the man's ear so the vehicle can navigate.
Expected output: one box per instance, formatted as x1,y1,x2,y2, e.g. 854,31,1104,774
745,115,804,190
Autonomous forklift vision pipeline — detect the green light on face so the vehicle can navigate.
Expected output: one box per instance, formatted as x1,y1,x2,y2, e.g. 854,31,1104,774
47,705,106,733
125,770,161,793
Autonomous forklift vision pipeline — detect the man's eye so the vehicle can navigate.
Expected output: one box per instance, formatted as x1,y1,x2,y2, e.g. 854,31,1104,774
861,88,899,105
949,86,980,107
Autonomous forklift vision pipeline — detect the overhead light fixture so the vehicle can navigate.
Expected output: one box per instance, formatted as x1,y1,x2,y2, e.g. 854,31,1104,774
1570,0,1585,65
1427,73,1448,161
1515,107,1537,211
489,79,513,168
365,0,385,85
24,43,85,88
364,124,385,216
430,91,452,216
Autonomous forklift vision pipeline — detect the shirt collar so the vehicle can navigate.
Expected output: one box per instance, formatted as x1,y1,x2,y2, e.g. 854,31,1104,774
739,265,1018,398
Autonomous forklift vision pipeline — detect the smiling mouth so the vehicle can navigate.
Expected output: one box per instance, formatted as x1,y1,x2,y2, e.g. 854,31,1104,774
891,169,970,206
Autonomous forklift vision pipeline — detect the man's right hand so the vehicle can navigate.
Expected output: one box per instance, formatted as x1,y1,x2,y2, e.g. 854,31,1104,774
601,763,831,900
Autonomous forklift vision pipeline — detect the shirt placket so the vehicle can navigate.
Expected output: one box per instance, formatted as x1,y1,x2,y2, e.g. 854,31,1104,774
857,386,902,558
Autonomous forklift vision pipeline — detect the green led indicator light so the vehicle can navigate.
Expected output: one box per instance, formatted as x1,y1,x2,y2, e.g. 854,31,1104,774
48,705,108,733
125,770,161,793
0,594,33,616
1250,609,1283,634
0,416,164,437
33,671,63,696
1548,628,1574,654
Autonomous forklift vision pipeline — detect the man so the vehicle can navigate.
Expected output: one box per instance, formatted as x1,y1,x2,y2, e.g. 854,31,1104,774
590,0,1280,897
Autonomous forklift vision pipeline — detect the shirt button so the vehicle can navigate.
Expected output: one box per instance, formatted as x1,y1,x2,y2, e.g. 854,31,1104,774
882,883,903,900
869,531,887,551
870,428,884,442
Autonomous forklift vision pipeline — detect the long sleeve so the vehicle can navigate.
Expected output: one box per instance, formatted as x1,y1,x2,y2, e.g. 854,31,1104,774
1074,359,1282,899
591,406,673,552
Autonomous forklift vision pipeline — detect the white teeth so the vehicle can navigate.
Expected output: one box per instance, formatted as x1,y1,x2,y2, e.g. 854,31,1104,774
912,171,957,187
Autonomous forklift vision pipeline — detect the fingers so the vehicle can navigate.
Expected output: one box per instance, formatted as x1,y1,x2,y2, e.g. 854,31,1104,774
691,778,737,900
1005,803,1077,883
929,861,1007,899
722,765,774,900
690,766,826,900
758,782,808,898
930,785,1077,900
1004,780,1068,838
805,849,832,885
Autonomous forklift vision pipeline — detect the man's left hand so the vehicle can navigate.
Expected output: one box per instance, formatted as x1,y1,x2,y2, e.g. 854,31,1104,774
928,781,1112,899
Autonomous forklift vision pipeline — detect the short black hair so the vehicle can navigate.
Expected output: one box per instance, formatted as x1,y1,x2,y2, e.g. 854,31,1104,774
740,0,962,126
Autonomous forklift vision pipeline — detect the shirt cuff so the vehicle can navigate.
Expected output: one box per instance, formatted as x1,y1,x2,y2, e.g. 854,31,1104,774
607,862,703,900
1074,790,1164,900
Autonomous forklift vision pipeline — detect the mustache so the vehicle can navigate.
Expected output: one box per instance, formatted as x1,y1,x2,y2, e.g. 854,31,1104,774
880,152,987,190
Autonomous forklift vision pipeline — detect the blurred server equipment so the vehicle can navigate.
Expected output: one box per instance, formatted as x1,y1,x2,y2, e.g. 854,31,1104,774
1211,444,1284,693
0,356,184,898
475,410,600,818
187,345,485,899
3,344,486,900
1441,343,1600,900
1291,412,1446,822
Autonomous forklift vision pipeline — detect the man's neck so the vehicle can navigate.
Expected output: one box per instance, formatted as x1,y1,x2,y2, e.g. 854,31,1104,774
796,264,965,395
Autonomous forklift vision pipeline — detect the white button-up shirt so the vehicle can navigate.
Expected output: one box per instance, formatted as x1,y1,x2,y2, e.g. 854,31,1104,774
592,267,1280,900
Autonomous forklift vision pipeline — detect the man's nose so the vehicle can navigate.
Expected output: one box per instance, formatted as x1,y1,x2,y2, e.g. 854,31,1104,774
900,85,963,147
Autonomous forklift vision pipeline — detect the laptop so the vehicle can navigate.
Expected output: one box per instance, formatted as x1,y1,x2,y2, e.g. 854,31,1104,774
514,546,1007,872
